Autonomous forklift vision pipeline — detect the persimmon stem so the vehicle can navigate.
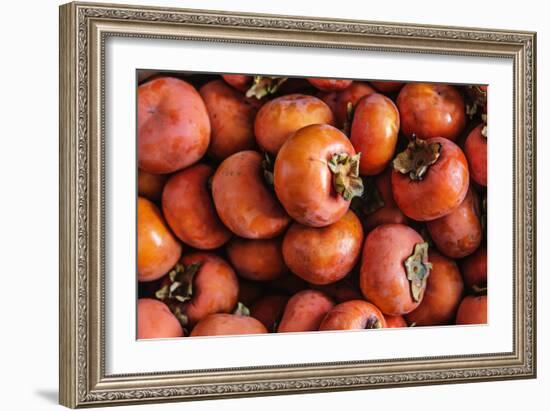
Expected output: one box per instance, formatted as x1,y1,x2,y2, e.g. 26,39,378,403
404,242,432,302
246,76,287,99
393,137,441,181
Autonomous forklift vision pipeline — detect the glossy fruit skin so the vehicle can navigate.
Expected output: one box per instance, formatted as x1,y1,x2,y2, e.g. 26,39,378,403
250,295,289,331
461,246,487,290
200,80,261,160
350,94,400,175
464,124,487,186
369,81,404,94
397,83,466,141
360,224,427,315
138,169,167,202
277,290,334,332
384,315,408,328
226,237,288,282
190,314,268,336
405,251,464,326
426,188,482,258
318,82,375,129
178,252,239,326
391,137,470,221
137,197,182,282
162,164,231,250
363,170,409,232
138,77,210,173
282,210,364,285
307,78,353,91
456,295,487,325
137,298,183,339
254,94,334,155
319,300,387,331
212,150,290,239
274,124,357,227
221,74,251,92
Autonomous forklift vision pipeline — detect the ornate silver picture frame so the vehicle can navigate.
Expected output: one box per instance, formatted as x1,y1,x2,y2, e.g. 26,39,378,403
59,2,536,408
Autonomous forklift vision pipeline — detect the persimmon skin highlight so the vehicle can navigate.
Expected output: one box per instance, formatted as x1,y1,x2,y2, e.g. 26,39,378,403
282,210,364,285
254,94,334,156
360,224,428,316
397,82,466,141
162,164,231,250
227,237,288,282
137,298,183,339
277,290,335,333
137,197,182,282
190,314,268,336
212,150,290,239
319,300,387,331
391,137,470,221
138,77,210,174
274,124,358,227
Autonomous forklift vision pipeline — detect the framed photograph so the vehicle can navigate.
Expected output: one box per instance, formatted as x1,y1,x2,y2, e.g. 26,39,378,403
59,1,537,408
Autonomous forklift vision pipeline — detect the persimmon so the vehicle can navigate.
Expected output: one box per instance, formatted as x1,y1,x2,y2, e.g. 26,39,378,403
156,252,239,329
227,237,288,282
212,150,290,239
137,298,183,339
464,123,487,186
426,188,482,258
190,313,268,336
397,83,466,141
350,93,400,175
221,74,251,92
391,137,469,221
277,290,334,332
138,77,210,173
162,164,231,250
137,197,182,282
200,80,261,160
138,169,167,202
274,124,363,227
254,94,334,155
319,300,387,331
250,295,289,332
456,295,487,325
384,315,408,328
282,210,363,285
405,251,464,326
360,224,431,315
307,78,352,92
318,82,375,129
461,246,487,290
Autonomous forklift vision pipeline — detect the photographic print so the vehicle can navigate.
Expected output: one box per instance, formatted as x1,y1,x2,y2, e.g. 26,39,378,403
136,72,488,339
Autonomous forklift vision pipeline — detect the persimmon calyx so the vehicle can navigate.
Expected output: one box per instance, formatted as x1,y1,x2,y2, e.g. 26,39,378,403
393,137,441,181
404,242,432,302
481,114,488,138
365,315,383,329
328,152,364,201
155,262,201,303
246,76,287,99
232,302,251,317
341,101,354,136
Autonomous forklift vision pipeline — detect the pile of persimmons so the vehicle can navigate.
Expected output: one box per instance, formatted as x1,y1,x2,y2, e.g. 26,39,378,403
137,72,488,339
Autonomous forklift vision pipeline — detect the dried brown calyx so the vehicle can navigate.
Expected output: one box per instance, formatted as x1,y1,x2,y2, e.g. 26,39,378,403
341,101,355,136
404,242,432,302
232,302,251,317
393,137,442,181
155,262,202,329
465,85,488,120
365,315,383,329
328,152,364,201
246,76,287,99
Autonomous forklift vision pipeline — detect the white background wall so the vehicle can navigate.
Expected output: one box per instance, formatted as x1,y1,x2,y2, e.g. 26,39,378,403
0,0,546,409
